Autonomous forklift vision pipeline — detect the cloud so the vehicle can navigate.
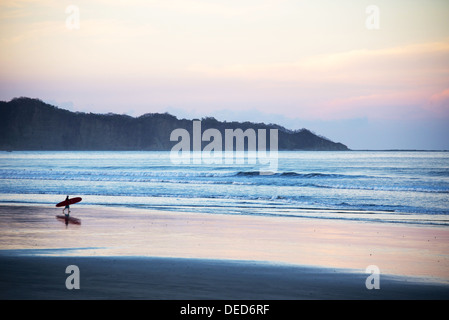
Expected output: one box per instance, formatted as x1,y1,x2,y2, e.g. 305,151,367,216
188,39,449,119
427,88,449,116
1,0,448,125
92,0,285,17
190,40,449,82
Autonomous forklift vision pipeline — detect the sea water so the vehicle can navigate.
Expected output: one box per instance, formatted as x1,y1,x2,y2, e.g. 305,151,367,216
0,151,448,226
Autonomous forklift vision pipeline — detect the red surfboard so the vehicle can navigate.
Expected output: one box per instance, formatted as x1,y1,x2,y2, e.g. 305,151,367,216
56,197,82,207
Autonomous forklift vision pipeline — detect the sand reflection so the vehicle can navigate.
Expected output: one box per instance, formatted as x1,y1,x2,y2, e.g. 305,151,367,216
1,204,448,282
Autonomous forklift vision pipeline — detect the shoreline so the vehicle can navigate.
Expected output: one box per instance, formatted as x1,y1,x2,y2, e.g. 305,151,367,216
1,203,449,299
2,196,448,227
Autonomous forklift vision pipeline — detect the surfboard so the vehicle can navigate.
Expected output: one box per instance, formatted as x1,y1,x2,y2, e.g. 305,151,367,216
56,197,82,207
56,215,81,225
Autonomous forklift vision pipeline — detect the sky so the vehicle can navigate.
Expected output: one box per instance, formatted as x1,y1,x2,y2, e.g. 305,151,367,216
0,0,448,150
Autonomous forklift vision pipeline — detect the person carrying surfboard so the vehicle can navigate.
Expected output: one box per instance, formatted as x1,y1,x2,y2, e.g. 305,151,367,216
62,195,71,216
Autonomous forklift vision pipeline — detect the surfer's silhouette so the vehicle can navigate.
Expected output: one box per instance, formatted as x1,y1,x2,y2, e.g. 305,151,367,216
62,195,71,217
56,196,82,226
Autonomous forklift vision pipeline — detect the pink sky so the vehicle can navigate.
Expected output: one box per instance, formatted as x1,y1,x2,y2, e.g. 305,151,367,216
1,0,448,149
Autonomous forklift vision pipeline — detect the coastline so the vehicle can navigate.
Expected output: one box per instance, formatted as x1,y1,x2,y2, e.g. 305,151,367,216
1,203,448,299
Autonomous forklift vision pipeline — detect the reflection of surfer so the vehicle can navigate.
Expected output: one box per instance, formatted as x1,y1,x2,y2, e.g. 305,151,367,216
62,195,71,216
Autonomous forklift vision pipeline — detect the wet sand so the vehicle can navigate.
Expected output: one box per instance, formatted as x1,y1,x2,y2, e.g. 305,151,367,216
1,204,449,299
1,254,449,300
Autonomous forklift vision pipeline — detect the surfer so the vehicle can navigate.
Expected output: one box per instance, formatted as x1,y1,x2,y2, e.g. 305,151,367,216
62,195,71,216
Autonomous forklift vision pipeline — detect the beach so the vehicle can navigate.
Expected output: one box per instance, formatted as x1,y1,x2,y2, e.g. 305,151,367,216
2,255,449,300
2,0,449,305
1,204,448,299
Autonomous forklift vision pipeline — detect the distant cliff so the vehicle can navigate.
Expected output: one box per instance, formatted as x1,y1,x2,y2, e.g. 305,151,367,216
0,97,349,151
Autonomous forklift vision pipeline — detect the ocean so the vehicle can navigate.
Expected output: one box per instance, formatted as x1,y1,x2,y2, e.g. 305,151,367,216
0,151,448,226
